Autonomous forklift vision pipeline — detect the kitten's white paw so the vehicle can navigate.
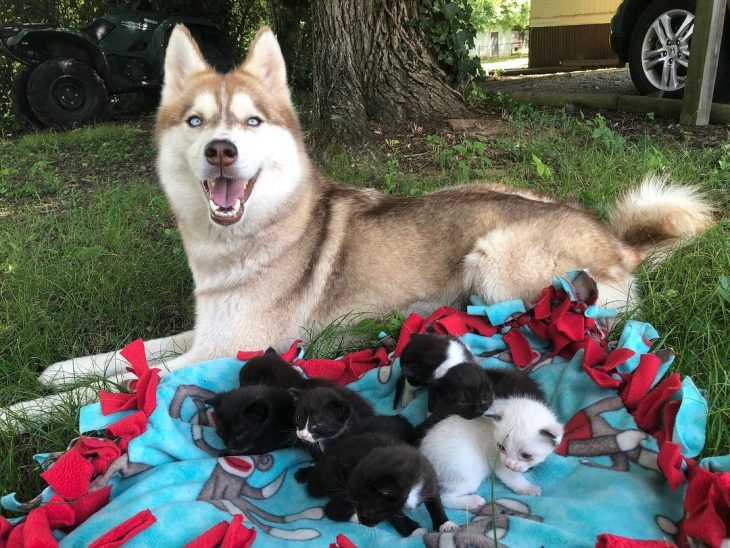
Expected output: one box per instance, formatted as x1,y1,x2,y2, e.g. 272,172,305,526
349,513,360,524
409,527,427,537
514,484,541,496
439,521,459,532
462,494,486,510
616,429,647,451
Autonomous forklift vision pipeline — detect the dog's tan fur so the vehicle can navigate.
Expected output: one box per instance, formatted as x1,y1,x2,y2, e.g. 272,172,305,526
36,25,714,388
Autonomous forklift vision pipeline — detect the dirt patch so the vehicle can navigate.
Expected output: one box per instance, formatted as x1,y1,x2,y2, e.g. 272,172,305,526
487,67,637,96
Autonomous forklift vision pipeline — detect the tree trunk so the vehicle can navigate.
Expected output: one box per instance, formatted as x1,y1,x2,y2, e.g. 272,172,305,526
311,0,469,146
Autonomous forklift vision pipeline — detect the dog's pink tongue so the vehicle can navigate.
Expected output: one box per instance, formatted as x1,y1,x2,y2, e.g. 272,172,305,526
211,178,245,208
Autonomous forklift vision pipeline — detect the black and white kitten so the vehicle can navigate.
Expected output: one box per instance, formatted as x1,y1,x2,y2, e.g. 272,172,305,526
304,432,457,536
238,347,306,388
206,385,298,456
291,379,374,457
420,397,564,510
393,332,475,409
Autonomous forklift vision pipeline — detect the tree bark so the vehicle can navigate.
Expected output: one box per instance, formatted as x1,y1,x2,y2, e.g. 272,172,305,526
311,0,469,147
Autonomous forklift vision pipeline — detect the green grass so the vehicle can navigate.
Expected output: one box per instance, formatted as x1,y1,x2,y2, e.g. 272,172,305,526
0,102,728,509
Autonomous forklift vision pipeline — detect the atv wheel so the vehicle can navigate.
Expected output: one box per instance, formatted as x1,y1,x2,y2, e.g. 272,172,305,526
27,58,108,129
11,67,41,125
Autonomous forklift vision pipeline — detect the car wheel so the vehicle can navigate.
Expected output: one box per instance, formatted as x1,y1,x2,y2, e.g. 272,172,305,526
27,58,108,129
628,0,730,98
11,67,41,125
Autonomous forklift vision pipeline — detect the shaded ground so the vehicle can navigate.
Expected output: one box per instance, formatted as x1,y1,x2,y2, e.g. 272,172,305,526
487,67,637,95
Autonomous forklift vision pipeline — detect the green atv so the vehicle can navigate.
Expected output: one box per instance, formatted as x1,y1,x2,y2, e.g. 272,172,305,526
1,2,231,129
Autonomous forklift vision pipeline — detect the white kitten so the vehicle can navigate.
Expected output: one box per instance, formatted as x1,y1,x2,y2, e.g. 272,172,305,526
419,397,563,510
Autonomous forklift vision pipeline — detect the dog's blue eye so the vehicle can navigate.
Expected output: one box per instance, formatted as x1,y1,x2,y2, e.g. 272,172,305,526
246,117,262,127
187,116,202,127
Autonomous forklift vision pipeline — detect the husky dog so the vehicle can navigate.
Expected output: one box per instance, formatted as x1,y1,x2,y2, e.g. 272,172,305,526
5,26,713,424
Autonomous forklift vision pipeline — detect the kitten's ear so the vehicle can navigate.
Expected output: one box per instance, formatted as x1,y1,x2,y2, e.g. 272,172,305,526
204,394,222,407
483,413,502,421
424,325,437,335
287,387,302,401
264,347,278,356
540,424,564,447
246,401,270,422
329,399,351,421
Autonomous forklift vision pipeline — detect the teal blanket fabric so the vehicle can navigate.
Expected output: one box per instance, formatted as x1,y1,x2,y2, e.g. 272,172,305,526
3,273,724,547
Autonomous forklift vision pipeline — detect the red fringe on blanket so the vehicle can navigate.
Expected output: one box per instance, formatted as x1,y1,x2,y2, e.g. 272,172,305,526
3,275,728,548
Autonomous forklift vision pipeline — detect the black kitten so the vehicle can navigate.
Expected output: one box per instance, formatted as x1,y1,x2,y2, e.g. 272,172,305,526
428,362,495,418
304,432,455,536
206,385,298,456
348,414,416,445
291,379,374,458
486,367,546,401
238,347,305,388
393,332,475,409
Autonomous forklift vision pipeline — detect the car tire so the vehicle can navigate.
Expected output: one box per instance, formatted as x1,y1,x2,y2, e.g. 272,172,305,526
11,67,42,125
27,58,108,129
628,0,729,98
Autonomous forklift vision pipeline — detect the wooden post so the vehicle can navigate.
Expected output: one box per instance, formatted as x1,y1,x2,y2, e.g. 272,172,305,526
679,0,727,125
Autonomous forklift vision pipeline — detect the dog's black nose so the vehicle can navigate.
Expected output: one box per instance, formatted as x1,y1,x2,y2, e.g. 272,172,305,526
205,139,238,167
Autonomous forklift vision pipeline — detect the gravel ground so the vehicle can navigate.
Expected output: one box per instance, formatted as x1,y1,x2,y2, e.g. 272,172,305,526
486,67,638,96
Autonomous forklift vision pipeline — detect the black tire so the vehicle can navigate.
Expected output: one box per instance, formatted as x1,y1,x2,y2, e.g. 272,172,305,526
11,67,41,125
628,0,729,98
26,58,108,129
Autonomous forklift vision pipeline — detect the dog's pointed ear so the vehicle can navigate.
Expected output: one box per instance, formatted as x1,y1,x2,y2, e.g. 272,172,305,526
241,26,288,96
161,24,210,105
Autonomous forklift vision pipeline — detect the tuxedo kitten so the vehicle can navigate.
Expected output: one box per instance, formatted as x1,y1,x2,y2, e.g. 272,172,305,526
394,332,475,409
486,367,546,401
427,362,494,419
238,347,305,388
291,380,374,457
206,385,298,456
420,397,563,510
305,432,457,536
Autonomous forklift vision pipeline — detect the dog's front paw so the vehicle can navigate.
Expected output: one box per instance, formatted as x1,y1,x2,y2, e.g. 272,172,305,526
38,360,76,386
439,521,459,532
514,483,541,496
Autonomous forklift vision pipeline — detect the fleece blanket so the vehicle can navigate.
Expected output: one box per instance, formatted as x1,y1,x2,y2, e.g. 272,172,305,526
1,271,728,548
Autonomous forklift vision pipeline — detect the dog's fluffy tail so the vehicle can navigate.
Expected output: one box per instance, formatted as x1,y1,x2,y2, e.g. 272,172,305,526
610,175,715,266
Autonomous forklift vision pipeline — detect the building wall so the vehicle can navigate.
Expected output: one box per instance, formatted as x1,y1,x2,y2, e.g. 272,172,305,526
528,0,622,68
528,23,616,68
530,0,622,27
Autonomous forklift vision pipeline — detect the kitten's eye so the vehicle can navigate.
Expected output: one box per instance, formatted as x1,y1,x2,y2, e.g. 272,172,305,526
295,415,302,423
520,452,532,460
246,116,262,127
497,443,506,452
187,115,202,127
458,399,469,406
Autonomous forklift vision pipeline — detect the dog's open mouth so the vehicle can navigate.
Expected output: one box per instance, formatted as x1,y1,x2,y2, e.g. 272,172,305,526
202,170,260,226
